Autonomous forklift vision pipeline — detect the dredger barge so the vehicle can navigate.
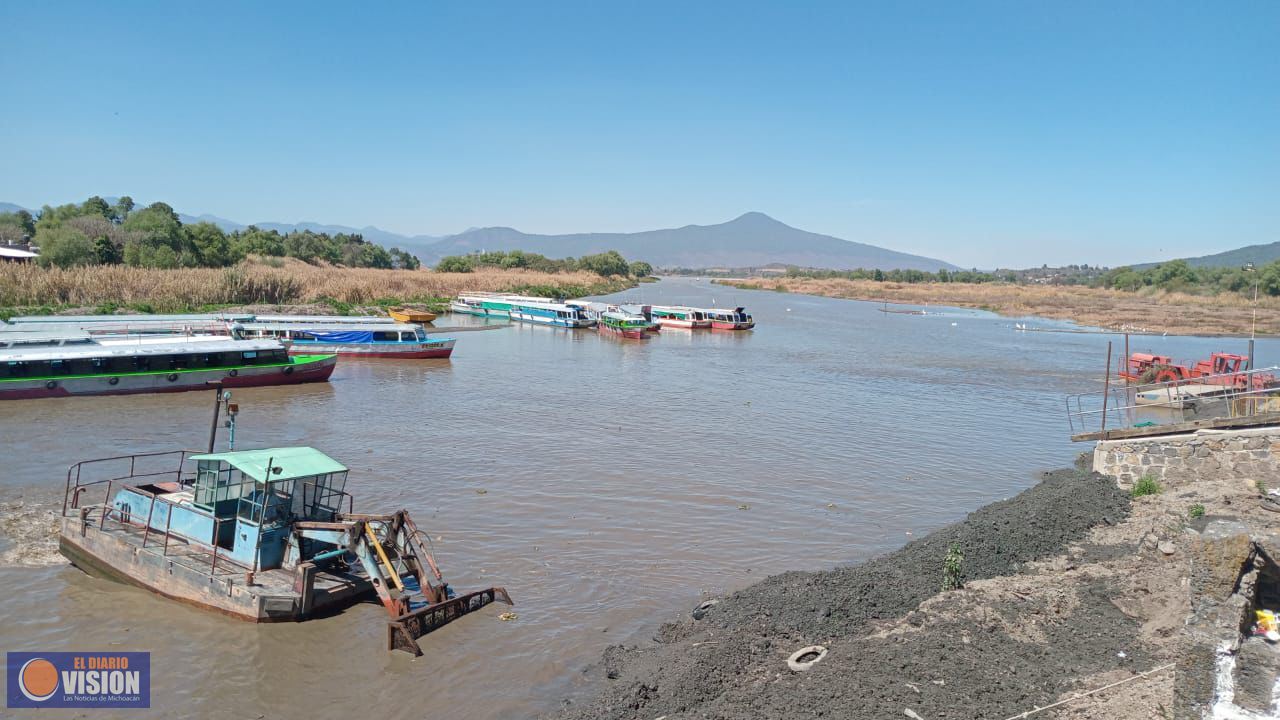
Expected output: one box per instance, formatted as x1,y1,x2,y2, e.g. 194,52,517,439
57,393,509,656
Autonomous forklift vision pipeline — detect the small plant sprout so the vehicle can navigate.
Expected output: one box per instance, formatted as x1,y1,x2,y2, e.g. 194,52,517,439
942,543,964,591
1132,474,1161,498
1188,504,1205,519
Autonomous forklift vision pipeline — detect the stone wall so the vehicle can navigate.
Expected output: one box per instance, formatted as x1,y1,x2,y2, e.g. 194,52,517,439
1093,426,1280,488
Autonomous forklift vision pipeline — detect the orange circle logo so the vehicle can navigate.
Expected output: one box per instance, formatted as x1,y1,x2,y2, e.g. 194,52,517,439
18,658,59,701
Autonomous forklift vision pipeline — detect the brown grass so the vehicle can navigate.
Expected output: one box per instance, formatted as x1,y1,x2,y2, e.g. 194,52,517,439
723,277,1280,336
0,258,625,311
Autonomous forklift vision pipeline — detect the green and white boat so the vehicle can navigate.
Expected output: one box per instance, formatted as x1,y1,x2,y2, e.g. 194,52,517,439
0,330,336,400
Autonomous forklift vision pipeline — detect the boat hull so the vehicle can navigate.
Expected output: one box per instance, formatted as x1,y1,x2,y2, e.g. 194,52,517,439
286,339,456,359
711,321,755,330
508,311,594,328
450,302,510,317
0,355,336,400
388,308,437,323
597,324,648,339
656,318,709,329
58,518,371,622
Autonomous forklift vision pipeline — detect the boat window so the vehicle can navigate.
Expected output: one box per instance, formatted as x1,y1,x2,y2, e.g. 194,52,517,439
50,359,67,374
242,351,258,364
373,331,399,341
133,357,152,371
415,328,427,341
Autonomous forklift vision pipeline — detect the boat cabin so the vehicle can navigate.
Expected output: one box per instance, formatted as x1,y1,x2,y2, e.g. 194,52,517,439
241,322,429,344
111,447,351,571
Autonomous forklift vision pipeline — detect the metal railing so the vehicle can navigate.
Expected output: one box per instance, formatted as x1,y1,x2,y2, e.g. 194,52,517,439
63,450,197,516
1066,365,1280,435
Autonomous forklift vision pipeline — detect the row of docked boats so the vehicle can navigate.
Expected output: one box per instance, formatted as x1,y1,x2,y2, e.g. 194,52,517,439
449,292,754,334
0,312,455,400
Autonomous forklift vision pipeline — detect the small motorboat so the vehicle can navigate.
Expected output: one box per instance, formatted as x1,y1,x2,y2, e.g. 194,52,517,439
387,307,438,323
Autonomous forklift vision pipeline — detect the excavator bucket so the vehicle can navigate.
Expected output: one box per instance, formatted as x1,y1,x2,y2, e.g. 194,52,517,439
387,587,514,656
331,510,513,656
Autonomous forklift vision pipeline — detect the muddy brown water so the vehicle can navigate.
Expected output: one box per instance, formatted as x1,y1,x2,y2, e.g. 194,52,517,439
1,277,1275,719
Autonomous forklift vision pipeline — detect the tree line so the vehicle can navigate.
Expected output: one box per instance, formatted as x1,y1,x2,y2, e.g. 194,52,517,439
783,260,1280,297
0,196,420,270
435,249,653,278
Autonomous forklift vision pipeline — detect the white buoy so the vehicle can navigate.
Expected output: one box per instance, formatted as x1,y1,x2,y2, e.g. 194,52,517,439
951,322,958,327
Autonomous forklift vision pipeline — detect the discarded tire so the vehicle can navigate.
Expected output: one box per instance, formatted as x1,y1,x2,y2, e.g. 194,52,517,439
228,369,238,377
692,599,719,620
167,373,179,382
283,365,294,375
108,377,119,385
787,645,828,672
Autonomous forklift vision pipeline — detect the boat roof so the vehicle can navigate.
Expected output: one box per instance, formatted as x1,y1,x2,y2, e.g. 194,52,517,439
242,322,421,333
8,312,254,324
188,446,347,482
0,335,283,361
509,299,585,311
602,310,645,320
253,314,397,324
0,247,38,259
0,329,95,345
0,320,239,335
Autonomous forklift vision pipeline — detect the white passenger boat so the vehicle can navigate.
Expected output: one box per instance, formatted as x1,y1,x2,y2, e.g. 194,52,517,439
240,322,456,358
0,331,335,400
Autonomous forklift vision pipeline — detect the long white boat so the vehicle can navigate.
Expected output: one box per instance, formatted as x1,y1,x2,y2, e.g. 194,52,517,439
240,322,456,358
0,331,335,400
649,305,712,329
506,300,595,328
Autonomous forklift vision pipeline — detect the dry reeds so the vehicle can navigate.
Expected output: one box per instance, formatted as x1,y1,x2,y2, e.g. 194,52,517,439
0,258,618,311
725,277,1280,336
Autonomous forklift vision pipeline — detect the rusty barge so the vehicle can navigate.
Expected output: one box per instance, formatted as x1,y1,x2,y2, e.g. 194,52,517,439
59,438,509,656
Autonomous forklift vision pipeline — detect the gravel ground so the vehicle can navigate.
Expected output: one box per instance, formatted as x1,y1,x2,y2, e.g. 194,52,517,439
553,469,1138,720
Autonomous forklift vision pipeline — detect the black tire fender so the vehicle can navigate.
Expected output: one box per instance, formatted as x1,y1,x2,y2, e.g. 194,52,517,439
45,380,57,390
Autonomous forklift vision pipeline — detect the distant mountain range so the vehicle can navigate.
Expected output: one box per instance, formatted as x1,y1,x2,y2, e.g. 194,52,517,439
0,201,957,271
1132,241,1280,270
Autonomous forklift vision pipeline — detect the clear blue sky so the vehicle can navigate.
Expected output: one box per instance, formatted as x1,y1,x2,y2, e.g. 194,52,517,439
2,1,1275,269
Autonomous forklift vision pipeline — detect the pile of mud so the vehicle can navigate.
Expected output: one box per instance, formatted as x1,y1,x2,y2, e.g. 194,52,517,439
555,469,1136,720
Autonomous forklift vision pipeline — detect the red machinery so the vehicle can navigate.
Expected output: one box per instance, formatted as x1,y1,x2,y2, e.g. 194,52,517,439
1120,352,1272,389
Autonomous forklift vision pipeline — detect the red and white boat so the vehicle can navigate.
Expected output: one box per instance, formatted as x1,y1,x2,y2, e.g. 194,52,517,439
703,307,754,330
649,306,711,329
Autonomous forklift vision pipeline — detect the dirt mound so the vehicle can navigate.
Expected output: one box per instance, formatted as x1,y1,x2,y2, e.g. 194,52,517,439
554,469,1135,720
705,469,1130,640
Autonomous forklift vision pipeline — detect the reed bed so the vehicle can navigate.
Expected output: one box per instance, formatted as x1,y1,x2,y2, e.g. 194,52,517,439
0,259,624,313
722,277,1280,336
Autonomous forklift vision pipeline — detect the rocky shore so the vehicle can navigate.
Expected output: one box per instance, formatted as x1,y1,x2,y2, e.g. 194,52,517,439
554,465,1280,719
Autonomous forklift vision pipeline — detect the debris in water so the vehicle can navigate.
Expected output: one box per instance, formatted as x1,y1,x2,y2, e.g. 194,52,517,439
475,489,488,495
499,612,518,621
737,504,750,511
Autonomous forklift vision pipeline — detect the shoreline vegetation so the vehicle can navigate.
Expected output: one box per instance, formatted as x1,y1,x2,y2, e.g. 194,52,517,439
0,257,637,319
717,276,1280,336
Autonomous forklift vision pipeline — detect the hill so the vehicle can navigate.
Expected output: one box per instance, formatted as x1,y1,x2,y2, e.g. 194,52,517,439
415,212,957,271
1132,241,1280,270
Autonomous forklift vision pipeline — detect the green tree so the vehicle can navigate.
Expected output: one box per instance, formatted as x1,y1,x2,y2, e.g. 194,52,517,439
187,222,232,267
34,226,98,267
111,196,135,223
578,250,629,276
81,196,112,219
628,260,653,277
389,247,420,270
435,255,474,272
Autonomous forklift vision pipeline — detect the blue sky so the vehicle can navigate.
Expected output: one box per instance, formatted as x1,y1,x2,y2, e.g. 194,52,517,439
1,1,1275,269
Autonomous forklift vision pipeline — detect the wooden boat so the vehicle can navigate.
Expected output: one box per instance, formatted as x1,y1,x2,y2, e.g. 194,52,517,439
0,331,335,400
650,305,711,329
241,322,455,359
387,307,437,323
597,311,651,339
59,436,511,656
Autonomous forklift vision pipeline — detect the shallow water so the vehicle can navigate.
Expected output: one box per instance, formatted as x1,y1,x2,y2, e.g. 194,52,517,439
0,277,1274,719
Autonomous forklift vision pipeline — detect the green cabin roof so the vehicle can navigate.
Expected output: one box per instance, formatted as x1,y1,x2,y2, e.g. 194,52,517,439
189,446,347,483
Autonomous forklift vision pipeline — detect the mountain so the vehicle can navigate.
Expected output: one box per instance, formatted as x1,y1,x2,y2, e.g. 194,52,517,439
1132,241,1280,270
413,212,957,271
2,200,955,270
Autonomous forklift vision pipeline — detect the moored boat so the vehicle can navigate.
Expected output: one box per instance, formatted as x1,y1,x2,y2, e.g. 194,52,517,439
507,300,595,328
387,307,438,323
58,417,511,656
240,322,456,358
704,307,755,330
0,331,335,400
649,305,711,329
597,310,652,339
